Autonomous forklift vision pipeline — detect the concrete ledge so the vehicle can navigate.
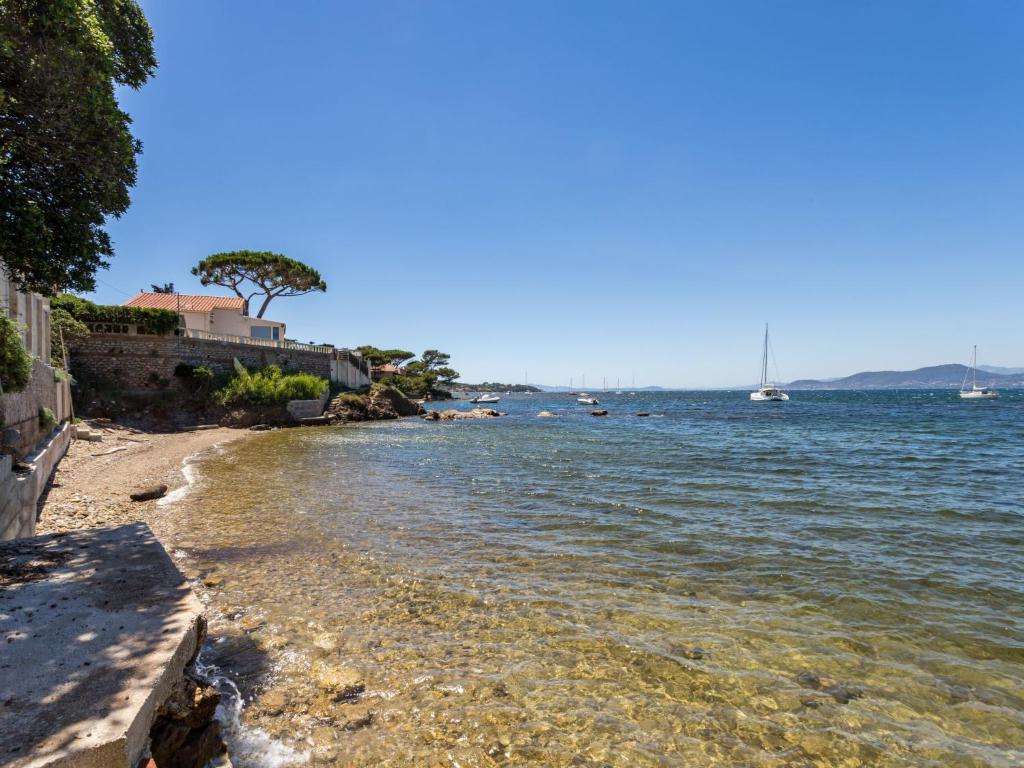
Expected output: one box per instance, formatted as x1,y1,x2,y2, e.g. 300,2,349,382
1,422,72,541
0,523,206,767
286,387,330,421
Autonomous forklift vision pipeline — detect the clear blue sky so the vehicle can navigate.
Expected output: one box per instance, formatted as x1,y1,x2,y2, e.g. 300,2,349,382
91,0,1023,387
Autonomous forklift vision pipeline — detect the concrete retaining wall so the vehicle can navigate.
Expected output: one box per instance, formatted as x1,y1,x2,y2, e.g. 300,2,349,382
286,387,331,421
0,422,71,540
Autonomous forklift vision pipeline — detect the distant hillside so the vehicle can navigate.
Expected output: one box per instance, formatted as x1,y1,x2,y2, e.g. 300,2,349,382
788,364,1024,390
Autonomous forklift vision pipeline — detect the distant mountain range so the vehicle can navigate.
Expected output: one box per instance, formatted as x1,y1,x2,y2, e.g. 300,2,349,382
786,364,1024,390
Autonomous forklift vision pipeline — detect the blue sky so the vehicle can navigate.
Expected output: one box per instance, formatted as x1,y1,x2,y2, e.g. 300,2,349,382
92,1,1023,387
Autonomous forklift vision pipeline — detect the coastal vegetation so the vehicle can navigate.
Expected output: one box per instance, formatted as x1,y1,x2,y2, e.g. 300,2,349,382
192,251,327,317
0,0,156,294
453,382,541,393
0,315,32,393
51,294,180,334
356,346,416,367
49,309,91,368
214,364,327,407
379,349,460,399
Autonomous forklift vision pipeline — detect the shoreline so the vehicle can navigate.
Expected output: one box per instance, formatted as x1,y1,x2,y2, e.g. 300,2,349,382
37,421,255,536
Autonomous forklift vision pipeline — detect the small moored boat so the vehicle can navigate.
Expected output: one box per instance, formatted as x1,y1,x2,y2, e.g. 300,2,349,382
577,393,599,405
751,324,790,402
960,346,998,400
471,393,501,404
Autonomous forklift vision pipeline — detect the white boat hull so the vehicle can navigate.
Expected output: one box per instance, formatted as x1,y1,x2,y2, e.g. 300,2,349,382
959,390,998,400
750,390,789,401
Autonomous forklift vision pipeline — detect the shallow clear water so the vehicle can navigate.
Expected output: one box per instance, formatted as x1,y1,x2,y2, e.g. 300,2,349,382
164,391,1024,767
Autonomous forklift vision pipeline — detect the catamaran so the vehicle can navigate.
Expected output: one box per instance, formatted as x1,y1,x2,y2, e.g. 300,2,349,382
750,324,789,402
959,346,998,400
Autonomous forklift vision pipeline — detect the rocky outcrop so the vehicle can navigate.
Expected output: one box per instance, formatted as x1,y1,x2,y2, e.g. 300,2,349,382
537,411,558,418
422,408,502,421
148,667,226,768
326,384,425,422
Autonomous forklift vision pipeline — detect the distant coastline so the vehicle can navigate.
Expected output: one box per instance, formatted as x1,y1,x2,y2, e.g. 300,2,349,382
521,362,1024,392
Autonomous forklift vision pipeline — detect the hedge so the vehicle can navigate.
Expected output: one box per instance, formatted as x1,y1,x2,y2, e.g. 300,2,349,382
0,315,33,393
51,294,180,335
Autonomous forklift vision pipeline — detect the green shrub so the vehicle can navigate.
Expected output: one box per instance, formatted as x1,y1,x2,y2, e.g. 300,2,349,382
215,364,327,407
0,316,33,393
49,308,90,366
51,294,179,335
39,406,57,431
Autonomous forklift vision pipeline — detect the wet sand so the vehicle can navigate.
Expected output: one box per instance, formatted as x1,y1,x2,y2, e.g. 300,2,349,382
37,420,253,535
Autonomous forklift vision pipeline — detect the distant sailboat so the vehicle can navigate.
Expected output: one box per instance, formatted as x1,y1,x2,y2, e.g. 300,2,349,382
750,324,789,402
960,346,998,400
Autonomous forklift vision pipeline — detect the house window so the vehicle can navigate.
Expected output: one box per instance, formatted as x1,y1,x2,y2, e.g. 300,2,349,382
250,325,279,341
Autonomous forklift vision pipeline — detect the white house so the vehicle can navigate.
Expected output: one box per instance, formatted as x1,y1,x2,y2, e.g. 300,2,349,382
124,292,287,342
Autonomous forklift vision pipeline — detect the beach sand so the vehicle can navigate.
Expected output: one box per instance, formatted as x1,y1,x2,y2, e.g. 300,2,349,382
37,420,253,535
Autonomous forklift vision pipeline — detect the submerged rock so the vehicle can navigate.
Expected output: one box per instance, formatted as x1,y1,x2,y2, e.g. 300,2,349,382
313,632,340,654
312,661,365,700
537,411,558,418
637,412,651,417
590,410,608,416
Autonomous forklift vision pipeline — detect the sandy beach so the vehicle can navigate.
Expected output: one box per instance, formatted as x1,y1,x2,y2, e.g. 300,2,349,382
37,421,253,536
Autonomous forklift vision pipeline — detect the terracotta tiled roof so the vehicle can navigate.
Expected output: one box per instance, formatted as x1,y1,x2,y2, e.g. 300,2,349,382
124,292,244,312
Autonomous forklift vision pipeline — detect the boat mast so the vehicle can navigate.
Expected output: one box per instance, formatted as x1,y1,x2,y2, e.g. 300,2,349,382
761,323,769,388
973,345,977,390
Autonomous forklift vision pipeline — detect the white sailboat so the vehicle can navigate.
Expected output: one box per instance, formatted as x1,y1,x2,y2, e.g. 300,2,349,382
750,324,789,402
959,346,998,400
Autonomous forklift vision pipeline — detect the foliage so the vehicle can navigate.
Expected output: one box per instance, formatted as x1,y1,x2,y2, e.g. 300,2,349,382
0,0,157,294
51,294,179,334
150,282,175,293
39,406,57,431
453,383,541,392
386,349,459,398
173,363,215,397
356,346,415,367
215,364,327,407
192,251,327,318
0,315,32,393
49,308,91,367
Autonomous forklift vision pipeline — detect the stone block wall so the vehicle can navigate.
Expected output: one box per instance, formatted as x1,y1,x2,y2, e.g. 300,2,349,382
69,334,332,393
0,359,70,455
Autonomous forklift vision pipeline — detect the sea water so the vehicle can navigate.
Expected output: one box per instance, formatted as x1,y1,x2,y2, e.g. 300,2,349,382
161,391,1024,767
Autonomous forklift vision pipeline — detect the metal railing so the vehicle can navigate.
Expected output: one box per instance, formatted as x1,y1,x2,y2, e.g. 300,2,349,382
179,328,335,354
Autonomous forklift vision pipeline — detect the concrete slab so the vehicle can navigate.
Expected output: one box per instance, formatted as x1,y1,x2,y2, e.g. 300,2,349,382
0,523,205,768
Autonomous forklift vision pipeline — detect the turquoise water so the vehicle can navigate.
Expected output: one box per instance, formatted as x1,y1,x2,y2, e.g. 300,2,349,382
174,390,1024,767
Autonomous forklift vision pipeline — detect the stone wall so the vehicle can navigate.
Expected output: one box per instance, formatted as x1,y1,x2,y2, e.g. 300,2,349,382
0,422,71,540
69,334,333,393
1,359,71,455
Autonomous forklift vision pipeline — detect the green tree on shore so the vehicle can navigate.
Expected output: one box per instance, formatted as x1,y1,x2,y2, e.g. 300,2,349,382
192,251,327,317
356,346,415,367
0,0,157,294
